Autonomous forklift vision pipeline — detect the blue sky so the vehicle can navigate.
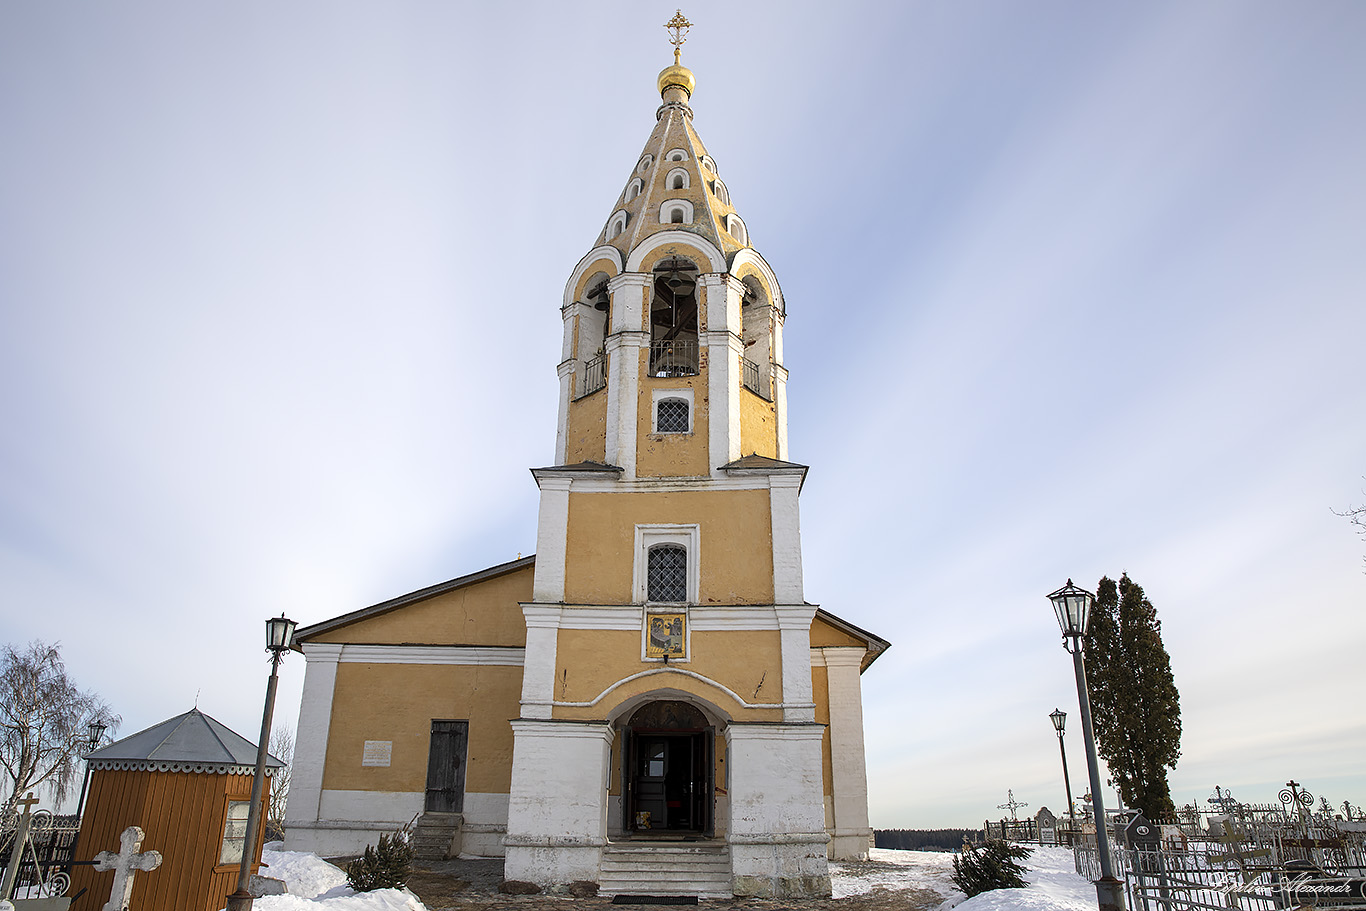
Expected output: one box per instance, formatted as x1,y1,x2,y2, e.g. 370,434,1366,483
2,2,1363,828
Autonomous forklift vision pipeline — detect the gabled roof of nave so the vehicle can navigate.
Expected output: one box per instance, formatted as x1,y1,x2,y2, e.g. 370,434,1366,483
593,61,752,264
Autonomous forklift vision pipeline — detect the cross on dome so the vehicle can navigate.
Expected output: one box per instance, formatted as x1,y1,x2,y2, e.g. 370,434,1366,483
664,10,692,64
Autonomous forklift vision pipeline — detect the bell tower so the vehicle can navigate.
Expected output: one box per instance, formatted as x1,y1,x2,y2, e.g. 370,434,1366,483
553,18,788,481
504,14,875,899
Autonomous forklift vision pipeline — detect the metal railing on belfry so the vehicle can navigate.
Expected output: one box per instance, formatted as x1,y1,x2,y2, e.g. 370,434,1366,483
580,354,606,396
649,340,698,377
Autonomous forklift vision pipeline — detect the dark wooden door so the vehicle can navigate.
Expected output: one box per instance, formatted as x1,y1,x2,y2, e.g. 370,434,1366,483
425,720,468,813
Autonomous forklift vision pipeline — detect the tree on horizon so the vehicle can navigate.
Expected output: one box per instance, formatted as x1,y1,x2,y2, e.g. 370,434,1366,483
1084,574,1182,818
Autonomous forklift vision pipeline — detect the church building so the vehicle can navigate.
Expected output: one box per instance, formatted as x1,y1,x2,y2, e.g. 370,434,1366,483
283,18,888,899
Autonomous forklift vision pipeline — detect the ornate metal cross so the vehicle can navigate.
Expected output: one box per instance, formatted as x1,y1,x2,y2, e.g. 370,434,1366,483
997,789,1028,821
664,10,692,64
93,826,163,911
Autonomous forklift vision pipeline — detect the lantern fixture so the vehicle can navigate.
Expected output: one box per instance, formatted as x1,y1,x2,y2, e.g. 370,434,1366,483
1049,708,1066,735
1049,578,1094,642
266,614,297,653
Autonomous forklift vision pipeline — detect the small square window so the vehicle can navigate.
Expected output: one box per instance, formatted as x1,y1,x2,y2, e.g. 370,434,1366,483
657,398,689,433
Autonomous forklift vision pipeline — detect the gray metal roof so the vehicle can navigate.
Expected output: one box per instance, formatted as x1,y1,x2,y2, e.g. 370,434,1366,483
87,708,283,769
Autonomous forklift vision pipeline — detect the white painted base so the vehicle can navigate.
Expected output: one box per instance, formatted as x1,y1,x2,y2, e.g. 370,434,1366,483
504,844,603,885
282,791,510,858
731,838,832,898
829,830,873,861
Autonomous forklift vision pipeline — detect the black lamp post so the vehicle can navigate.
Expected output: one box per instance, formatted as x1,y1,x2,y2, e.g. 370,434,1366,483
225,613,296,911
74,719,108,819
1049,708,1075,846
1049,579,1125,911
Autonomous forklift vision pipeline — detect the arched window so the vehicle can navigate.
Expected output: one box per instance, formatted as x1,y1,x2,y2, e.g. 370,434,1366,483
656,397,689,433
726,214,748,245
671,174,684,190
625,178,643,202
607,210,628,240
637,154,654,174
700,155,716,174
660,200,694,225
666,148,688,162
665,167,690,191
647,544,688,602
711,178,730,206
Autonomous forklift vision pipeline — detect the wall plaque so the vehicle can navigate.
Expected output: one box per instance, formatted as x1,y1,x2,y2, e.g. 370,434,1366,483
362,740,392,767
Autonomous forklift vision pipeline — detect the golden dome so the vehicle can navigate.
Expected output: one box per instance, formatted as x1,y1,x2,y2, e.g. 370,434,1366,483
657,63,695,98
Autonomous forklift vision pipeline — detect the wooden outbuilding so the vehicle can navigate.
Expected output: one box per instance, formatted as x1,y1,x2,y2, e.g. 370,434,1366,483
68,708,283,911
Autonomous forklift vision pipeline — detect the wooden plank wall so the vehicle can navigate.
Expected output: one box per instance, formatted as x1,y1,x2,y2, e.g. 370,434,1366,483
69,768,269,911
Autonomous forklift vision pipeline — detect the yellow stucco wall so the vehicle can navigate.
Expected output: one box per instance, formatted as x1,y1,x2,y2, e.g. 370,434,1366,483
552,627,783,716
563,489,774,605
309,564,532,647
323,662,521,794
812,664,833,798
566,386,608,464
739,387,778,459
637,374,709,477
809,616,868,649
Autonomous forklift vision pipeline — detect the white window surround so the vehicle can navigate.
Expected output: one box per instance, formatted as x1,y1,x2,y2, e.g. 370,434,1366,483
659,199,694,225
665,167,690,190
700,155,716,173
607,210,628,240
666,147,688,162
632,524,700,604
726,214,747,245
711,178,730,205
651,387,694,433
625,178,643,202
637,154,653,173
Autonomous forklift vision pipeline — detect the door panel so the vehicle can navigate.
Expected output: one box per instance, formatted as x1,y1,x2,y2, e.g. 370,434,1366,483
425,720,468,813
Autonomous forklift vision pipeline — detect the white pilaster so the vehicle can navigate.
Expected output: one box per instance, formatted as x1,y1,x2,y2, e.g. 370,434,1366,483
605,271,651,478
504,720,613,886
775,605,817,723
283,642,343,852
773,308,789,460
822,647,873,860
700,273,746,476
532,476,571,603
726,723,830,898
518,604,563,720
770,474,804,605
554,357,574,466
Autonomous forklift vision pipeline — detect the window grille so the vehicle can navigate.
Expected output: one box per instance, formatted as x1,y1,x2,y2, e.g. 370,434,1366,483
657,398,689,433
647,544,688,602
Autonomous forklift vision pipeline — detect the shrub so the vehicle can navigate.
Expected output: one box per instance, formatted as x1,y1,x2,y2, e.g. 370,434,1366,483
951,839,1032,897
346,831,412,892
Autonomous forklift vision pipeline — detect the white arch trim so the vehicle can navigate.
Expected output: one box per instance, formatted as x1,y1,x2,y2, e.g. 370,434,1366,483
563,244,625,308
625,230,727,273
605,687,732,727
665,147,689,162
728,248,785,314
550,666,793,712
665,167,691,190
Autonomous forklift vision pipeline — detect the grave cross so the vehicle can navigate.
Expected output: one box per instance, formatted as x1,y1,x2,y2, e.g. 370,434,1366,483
0,793,41,901
93,826,163,911
997,789,1028,821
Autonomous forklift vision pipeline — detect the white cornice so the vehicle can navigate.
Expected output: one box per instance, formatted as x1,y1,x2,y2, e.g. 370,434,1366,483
338,645,525,666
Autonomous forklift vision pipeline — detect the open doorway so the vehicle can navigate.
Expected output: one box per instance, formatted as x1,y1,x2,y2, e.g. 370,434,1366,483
622,701,713,835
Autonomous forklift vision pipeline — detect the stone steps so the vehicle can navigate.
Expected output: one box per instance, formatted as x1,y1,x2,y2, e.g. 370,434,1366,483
598,841,732,898
411,812,462,861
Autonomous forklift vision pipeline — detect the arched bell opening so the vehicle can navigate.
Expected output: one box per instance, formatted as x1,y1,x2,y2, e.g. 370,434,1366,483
649,258,700,377
607,692,727,839
740,275,772,398
577,272,611,396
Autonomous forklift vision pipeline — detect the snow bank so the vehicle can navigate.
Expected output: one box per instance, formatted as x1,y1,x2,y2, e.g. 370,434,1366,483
218,845,427,911
957,846,1095,911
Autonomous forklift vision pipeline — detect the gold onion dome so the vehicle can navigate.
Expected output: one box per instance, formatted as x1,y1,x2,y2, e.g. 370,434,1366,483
658,63,695,98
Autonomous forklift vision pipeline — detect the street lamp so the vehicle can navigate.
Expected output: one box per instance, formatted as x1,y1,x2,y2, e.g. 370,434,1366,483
1049,579,1125,911
75,719,109,819
1049,709,1075,846
225,613,297,911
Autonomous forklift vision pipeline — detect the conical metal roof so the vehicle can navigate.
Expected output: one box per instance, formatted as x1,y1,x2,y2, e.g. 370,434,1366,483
87,707,283,774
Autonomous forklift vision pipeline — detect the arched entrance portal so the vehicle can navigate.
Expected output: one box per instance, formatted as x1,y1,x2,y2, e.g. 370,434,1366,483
622,700,714,835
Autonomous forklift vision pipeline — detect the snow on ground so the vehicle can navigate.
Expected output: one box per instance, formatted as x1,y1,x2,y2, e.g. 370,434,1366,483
832,845,1095,911
218,844,427,911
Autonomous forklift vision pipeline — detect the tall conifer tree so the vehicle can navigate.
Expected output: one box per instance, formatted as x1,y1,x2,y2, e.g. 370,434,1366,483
1084,575,1181,818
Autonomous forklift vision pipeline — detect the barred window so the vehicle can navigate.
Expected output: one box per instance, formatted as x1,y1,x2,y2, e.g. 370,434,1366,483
647,544,688,602
657,398,689,433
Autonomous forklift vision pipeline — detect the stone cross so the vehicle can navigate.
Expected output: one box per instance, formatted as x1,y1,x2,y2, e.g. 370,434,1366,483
93,826,163,911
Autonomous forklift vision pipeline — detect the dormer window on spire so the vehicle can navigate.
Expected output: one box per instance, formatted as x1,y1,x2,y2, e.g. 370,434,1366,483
666,167,690,190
